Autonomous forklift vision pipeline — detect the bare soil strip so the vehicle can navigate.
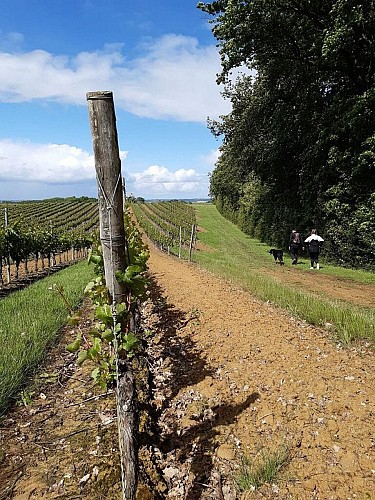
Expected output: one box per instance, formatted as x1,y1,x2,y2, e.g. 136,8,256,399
144,247,375,498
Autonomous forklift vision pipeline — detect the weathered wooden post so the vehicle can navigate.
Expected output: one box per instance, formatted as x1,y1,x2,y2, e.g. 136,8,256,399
188,224,196,262
122,176,126,207
179,226,182,259
86,91,128,302
4,209,11,284
86,91,138,500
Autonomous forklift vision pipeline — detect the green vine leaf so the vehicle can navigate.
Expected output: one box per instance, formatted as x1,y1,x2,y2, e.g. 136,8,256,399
102,328,115,341
95,304,113,325
120,332,140,357
116,302,128,319
68,311,82,326
116,266,148,297
88,337,102,358
91,367,101,383
77,350,88,365
58,214,150,390
88,253,102,265
66,334,82,353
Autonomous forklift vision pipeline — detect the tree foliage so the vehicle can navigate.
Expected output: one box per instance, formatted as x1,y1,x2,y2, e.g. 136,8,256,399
198,0,375,267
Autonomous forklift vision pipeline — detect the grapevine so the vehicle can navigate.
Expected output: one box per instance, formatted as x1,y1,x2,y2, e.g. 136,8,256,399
0,197,99,285
131,200,197,259
63,209,149,388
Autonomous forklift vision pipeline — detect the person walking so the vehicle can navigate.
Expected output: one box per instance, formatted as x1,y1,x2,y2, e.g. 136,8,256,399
304,229,324,269
289,229,301,265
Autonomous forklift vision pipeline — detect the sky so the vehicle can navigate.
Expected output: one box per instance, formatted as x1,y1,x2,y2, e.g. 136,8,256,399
0,0,236,201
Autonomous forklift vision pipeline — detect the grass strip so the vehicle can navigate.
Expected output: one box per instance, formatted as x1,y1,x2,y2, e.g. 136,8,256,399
194,204,375,344
235,446,291,492
0,260,94,414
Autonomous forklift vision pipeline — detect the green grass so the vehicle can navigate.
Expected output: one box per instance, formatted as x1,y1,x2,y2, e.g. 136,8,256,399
0,261,94,414
316,263,375,285
194,204,375,344
235,446,291,492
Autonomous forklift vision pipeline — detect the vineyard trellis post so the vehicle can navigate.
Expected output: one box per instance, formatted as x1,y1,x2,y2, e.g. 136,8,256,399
122,176,126,208
3,208,11,283
179,226,182,259
189,224,196,262
87,90,138,500
87,91,128,302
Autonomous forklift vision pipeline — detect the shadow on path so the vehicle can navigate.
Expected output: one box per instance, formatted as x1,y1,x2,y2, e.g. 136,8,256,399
146,273,260,498
147,275,214,408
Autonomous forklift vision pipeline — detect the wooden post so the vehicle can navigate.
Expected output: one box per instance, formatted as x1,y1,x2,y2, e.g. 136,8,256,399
122,176,126,207
86,91,128,303
188,224,196,262
179,226,182,259
6,256,11,284
86,91,138,500
4,210,10,284
118,371,138,495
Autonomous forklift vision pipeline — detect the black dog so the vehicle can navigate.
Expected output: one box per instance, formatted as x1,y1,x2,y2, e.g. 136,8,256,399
269,248,284,265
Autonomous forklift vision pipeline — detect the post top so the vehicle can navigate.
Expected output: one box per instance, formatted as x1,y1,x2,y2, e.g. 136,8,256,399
86,91,113,100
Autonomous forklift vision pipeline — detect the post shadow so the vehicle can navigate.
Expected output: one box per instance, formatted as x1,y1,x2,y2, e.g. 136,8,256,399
144,274,260,498
162,393,259,499
146,275,215,410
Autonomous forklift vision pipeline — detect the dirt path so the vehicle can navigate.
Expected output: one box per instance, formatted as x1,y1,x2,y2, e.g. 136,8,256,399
1,244,374,499
146,247,375,498
260,264,375,309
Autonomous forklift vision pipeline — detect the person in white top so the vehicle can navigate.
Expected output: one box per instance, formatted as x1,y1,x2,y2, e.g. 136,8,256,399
304,229,324,269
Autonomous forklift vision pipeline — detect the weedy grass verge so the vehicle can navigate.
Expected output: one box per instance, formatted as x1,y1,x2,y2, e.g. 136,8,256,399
194,204,375,344
0,260,94,414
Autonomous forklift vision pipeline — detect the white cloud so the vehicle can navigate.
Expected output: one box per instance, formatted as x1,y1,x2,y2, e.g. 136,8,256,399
201,148,221,167
0,137,208,198
0,138,209,197
0,30,24,51
126,164,208,196
0,138,127,184
0,35,231,122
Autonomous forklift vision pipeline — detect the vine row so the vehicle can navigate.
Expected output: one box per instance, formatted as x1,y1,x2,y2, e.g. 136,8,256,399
131,200,197,260
0,197,99,284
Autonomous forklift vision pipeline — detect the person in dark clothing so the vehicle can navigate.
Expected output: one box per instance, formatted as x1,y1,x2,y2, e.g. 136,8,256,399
304,229,324,269
289,229,301,265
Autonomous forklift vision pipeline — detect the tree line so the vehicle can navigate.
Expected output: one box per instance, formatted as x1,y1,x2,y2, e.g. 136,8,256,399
198,0,375,269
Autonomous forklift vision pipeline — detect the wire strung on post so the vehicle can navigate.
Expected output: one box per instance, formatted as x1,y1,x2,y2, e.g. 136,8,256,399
97,173,127,500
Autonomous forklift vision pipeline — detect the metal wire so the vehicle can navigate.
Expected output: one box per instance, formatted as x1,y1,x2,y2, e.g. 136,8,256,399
97,174,127,500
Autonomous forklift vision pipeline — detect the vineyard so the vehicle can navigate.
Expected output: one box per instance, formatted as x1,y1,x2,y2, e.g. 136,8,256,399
131,200,197,260
0,197,98,292
0,198,196,291
0,198,375,499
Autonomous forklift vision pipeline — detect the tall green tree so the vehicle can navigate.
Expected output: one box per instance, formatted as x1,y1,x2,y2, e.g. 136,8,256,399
198,0,375,266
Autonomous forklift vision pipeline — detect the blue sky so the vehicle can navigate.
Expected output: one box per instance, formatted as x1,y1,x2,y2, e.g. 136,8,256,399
0,0,235,201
